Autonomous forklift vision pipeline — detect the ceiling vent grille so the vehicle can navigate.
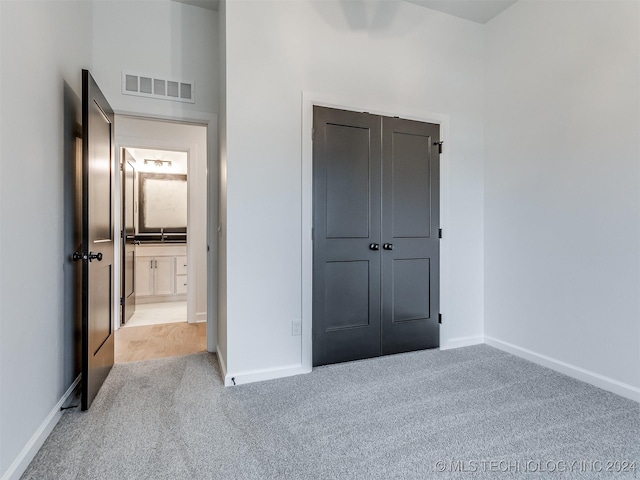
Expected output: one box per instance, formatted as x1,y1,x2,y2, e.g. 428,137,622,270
122,72,195,104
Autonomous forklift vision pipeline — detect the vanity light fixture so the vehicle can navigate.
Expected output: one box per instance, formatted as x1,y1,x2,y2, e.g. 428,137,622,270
144,159,172,168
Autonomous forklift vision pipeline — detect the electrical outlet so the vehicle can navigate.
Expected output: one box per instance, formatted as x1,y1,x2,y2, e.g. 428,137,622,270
292,319,302,336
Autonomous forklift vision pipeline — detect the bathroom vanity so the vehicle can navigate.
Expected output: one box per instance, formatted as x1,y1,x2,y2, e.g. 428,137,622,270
134,243,187,303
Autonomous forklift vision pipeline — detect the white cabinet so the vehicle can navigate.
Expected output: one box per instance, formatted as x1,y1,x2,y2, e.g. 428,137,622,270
135,257,154,297
154,257,175,295
135,244,187,302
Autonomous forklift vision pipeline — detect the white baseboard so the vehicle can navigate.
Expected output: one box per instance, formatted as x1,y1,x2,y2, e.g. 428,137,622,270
484,336,640,403
440,335,484,350
1,376,81,480
195,312,207,323
225,364,312,387
216,344,227,381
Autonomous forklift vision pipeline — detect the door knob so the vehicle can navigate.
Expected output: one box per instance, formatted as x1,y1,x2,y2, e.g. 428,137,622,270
88,252,103,262
72,251,87,262
72,251,101,262
369,243,380,251
383,243,394,250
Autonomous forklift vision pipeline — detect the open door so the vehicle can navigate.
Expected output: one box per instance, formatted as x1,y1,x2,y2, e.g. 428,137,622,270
77,70,115,410
121,149,136,324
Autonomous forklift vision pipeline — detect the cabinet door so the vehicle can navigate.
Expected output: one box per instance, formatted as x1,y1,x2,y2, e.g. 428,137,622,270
135,257,154,297
154,257,175,295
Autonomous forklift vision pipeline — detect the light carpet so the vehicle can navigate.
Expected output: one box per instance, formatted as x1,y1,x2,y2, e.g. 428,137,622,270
22,345,639,479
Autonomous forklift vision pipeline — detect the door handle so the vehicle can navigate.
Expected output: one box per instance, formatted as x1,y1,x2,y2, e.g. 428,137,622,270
383,243,394,251
88,252,103,262
369,243,380,251
72,251,87,262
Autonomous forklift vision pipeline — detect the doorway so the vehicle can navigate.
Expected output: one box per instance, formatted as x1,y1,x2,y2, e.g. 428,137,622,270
113,118,209,363
312,106,441,366
121,147,189,327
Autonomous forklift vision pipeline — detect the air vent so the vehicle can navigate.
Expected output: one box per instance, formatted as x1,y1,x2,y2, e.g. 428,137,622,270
122,72,195,104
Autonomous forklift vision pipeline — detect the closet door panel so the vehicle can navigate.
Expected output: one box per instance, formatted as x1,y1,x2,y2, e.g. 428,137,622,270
391,132,432,238
392,258,430,323
313,107,382,366
325,124,371,239
381,116,440,355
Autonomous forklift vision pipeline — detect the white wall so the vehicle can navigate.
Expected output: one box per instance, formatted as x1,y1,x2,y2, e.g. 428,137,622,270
92,0,219,119
0,1,93,477
485,0,640,399
115,116,210,329
222,0,485,382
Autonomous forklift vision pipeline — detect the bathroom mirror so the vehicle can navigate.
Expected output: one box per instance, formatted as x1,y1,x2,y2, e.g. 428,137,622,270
139,173,187,233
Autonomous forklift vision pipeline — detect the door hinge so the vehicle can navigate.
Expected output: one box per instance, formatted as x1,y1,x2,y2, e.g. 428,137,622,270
311,128,315,141
434,141,443,154
120,229,124,239
119,297,124,306
438,228,442,239
438,313,442,324
120,162,124,172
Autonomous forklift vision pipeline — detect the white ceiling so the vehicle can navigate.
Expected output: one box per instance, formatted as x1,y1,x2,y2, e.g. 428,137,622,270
171,0,517,24
173,0,219,10
403,0,517,23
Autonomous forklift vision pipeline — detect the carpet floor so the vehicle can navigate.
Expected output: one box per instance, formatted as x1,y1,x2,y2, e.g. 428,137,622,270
22,345,639,479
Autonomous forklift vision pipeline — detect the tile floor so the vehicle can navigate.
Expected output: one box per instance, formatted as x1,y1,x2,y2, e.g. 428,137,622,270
123,301,187,328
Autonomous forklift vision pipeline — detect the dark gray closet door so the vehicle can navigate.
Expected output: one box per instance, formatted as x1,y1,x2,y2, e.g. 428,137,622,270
313,107,440,366
312,106,382,366
381,116,440,354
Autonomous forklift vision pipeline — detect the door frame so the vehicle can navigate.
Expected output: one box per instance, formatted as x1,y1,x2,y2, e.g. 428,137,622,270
301,91,451,372
112,111,218,353
120,149,136,325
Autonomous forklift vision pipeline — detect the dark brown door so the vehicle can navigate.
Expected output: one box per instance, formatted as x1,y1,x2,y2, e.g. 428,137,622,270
312,107,382,366
81,70,115,410
121,150,136,324
381,116,440,355
313,107,440,366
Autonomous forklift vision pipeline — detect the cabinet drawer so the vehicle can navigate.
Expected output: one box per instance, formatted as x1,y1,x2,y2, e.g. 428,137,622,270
176,256,188,276
176,274,187,294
